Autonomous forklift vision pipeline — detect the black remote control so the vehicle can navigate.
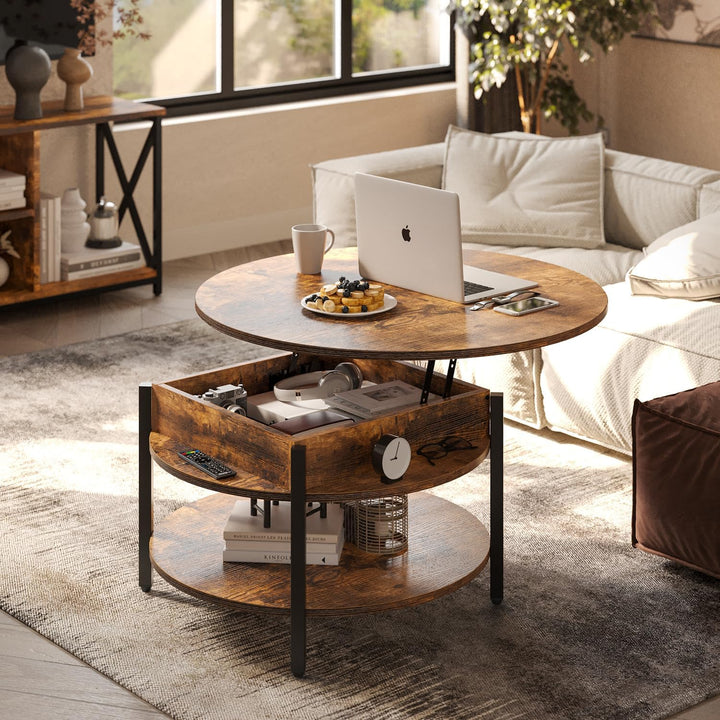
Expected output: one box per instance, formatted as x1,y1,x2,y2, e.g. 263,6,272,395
177,449,236,480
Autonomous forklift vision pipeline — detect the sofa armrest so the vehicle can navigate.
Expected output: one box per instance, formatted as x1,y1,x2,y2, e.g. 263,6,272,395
311,143,445,247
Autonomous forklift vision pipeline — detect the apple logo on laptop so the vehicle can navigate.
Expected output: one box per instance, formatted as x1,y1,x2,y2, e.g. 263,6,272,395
401,225,411,242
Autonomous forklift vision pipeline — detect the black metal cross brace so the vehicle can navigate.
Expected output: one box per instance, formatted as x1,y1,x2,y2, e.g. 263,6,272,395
95,117,162,292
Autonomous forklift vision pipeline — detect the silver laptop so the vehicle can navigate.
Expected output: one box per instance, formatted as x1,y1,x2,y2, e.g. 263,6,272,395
354,173,537,303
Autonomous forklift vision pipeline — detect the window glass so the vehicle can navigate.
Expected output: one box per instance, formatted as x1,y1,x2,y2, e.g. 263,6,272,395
234,0,337,89
114,0,219,101
111,0,451,108
352,0,449,74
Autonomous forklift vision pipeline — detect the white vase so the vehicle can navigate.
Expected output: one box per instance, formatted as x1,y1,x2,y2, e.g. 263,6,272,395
0,256,9,287
61,188,91,253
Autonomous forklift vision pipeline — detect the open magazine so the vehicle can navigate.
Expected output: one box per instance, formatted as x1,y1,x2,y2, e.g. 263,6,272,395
326,380,438,418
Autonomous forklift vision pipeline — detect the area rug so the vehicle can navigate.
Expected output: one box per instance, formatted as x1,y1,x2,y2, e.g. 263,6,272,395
1,319,718,720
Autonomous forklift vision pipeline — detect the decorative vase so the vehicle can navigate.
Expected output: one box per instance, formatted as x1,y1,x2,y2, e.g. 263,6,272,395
0,256,9,288
61,188,91,253
57,48,93,112
4,40,51,120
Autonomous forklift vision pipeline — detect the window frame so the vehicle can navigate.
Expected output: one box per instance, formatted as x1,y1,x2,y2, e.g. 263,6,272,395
139,0,455,118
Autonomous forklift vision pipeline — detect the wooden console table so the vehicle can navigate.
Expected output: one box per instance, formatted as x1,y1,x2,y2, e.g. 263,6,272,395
0,96,164,308
139,248,607,676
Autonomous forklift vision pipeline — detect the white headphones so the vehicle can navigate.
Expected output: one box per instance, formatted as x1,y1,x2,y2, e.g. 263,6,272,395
273,362,363,402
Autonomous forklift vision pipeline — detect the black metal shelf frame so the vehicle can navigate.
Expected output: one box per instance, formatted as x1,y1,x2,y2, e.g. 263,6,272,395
95,116,163,296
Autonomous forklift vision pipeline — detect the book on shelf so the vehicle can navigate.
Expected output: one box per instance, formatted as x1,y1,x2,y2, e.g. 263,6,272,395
61,258,144,281
39,192,61,283
0,191,26,211
0,183,25,197
222,546,342,565
60,241,144,281
0,168,26,191
325,380,439,418
39,198,48,284
60,241,142,272
224,535,342,553
223,499,344,544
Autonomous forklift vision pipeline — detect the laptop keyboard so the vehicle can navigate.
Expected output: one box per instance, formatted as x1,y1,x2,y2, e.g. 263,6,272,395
464,280,493,296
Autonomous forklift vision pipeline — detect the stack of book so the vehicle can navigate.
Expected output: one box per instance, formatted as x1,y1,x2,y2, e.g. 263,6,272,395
39,192,61,283
60,240,144,281
223,500,345,565
0,169,26,211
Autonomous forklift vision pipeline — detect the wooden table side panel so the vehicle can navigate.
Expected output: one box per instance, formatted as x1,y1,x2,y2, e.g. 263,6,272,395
151,355,490,498
150,433,284,496
152,384,291,491
150,492,490,615
303,392,489,497
164,352,294,397
0,132,38,291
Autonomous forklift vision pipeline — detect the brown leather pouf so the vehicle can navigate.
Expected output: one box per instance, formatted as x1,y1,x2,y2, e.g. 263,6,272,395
632,381,720,579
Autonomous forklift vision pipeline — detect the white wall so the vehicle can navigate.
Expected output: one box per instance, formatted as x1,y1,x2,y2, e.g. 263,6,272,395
561,36,720,170
108,85,457,261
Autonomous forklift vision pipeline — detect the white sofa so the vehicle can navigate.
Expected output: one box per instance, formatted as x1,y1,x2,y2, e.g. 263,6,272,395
310,129,720,455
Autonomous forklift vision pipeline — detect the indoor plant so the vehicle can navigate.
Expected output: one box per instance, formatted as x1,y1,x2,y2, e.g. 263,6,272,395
70,0,150,55
450,0,655,134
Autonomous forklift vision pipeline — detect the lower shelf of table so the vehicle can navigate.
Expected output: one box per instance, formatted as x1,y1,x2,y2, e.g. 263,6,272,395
150,490,490,616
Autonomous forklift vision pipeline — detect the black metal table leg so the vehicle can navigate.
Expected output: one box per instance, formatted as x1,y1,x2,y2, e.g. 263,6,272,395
151,117,162,295
489,391,504,605
139,383,154,592
290,445,307,677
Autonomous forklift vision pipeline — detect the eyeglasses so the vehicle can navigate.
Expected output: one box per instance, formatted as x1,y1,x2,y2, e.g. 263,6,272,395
416,436,478,466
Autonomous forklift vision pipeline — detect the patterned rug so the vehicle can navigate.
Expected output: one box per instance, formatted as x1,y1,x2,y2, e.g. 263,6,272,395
1,319,718,720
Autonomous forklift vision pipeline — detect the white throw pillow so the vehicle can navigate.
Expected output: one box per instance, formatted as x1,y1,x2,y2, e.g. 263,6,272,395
442,126,605,249
627,212,720,300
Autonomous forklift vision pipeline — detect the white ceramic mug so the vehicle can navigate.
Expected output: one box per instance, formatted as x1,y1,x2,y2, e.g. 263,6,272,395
291,224,335,274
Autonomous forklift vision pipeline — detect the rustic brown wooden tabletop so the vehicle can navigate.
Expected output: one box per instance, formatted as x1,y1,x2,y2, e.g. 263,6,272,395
195,247,607,360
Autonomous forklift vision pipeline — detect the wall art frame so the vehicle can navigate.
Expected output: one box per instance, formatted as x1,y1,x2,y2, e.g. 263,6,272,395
636,0,720,47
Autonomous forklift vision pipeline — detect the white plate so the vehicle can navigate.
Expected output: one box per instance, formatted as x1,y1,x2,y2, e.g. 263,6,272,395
301,293,397,318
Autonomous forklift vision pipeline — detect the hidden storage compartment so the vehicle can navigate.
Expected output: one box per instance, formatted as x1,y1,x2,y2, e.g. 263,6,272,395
150,352,490,499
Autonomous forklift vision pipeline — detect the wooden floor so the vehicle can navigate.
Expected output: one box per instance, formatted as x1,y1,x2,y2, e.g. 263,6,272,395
1,240,718,719
0,241,292,358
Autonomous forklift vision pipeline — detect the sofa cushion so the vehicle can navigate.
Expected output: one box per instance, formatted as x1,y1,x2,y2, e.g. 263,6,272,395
465,242,642,287
628,212,720,300
442,126,605,249
603,150,720,249
700,179,720,217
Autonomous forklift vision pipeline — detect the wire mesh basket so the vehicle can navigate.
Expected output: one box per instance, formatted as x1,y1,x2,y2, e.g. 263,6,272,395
345,495,408,555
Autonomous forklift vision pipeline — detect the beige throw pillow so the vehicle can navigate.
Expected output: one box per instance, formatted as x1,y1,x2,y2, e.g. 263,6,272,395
442,126,605,248
627,212,720,300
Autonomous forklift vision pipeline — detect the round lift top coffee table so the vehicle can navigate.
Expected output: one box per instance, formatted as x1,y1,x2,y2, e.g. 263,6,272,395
140,247,607,676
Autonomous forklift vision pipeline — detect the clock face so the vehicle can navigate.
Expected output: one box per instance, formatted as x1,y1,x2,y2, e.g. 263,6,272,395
373,434,412,481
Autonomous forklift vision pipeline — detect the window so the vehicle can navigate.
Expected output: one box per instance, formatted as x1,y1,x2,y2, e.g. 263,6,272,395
112,0,453,115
